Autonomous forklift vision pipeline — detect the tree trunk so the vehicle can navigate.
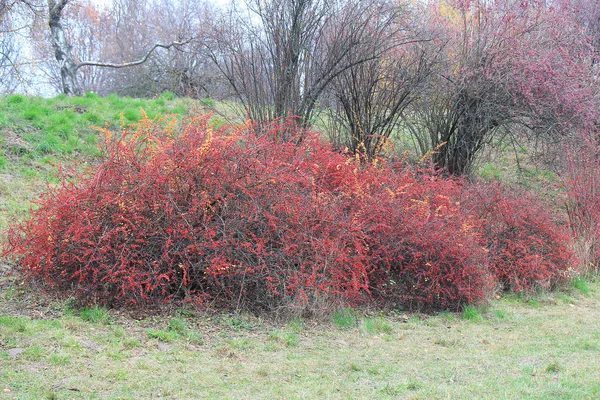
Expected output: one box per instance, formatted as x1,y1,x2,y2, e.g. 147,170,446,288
48,0,82,96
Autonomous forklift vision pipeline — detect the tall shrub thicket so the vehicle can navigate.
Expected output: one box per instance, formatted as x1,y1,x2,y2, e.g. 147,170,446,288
561,134,600,275
466,184,575,292
3,115,576,313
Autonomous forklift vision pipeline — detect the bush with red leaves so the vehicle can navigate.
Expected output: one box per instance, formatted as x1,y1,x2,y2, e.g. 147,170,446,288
2,114,577,313
561,138,600,275
360,170,493,311
466,183,575,293
4,115,375,311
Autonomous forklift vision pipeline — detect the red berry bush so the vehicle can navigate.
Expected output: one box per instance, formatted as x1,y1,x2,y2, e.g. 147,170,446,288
466,183,575,293
365,171,494,311
4,116,375,311
3,114,578,313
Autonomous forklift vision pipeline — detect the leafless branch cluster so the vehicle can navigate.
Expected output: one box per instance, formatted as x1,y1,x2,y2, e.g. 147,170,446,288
2,0,598,175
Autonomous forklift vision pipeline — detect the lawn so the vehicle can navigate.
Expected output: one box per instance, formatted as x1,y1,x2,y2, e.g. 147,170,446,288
1,269,599,399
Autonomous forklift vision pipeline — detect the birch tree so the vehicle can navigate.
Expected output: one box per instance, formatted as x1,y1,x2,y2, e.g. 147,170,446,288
46,0,192,95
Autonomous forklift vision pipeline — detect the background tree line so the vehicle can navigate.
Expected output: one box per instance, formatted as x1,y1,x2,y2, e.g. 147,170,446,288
1,0,599,176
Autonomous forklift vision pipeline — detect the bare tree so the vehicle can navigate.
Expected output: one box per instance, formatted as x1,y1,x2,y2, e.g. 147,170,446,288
210,0,401,129
1,0,43,93
104,0,220,98
46,0,194,96
323,4,432,159
0,20,21,93
403,0,595,175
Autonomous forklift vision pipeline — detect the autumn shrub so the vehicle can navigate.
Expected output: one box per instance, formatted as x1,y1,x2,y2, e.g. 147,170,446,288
278,148,495,311
3,112,576,313
561,136,600,275
466,183,575,293
362,169,493,311
3,115,376,312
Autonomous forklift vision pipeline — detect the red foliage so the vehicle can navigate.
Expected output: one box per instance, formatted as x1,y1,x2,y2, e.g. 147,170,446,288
4,116,374,311
352,169,493,311
561,135,600,274
466,183,575,293
3,114,577,312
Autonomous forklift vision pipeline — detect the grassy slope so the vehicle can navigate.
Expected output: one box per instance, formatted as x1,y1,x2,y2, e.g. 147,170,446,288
0,93,211,233
1,95,598,399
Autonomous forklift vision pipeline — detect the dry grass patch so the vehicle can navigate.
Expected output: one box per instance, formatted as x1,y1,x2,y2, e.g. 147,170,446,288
0,280,599,399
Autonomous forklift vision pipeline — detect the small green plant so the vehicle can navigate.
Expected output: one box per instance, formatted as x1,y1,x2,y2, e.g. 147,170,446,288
493,309,508,320
406,380,422,390
111,326,125,339
23,105,51,122
146,328,179,342
84,112,102,124
122,338,142,349
268,329,299,347
366,366,380,376
546,361,561,373
528,298,541,307
361,317,393,335
331,307,357,328
178,309,197,318
379,383,402,396
226,338,255,350
7,94,25,104
160,91,176,101
185,330,204,345
123,108,142,122
222,315,253,331
287,318,304,333
201,98,216,108
168,317,187,334
62,296,77,315
20,167,39,178
479,163,503,180
579,340,599,351
145,317,202,344
462,305,483,322
49,353,71,365
23,345,45,361
79,306,111,324
0,316,28,333
572,276,591,296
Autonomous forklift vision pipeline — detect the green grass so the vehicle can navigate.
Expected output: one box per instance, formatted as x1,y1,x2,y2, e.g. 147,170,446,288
146,328,180,342
0,93,215,233
146,317,203,345
331,307,358,328
462,304,484,321
79,306,112,325
361,317,393,335
0,93,199,161
571,276,592,296
1,281,600,398
268,329,299,347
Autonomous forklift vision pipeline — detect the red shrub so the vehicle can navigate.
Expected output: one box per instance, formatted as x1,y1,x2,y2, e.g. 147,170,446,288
362,170,493,311
4,116,376,311
4,113,574,313
561,135,600,274
466,183,576,293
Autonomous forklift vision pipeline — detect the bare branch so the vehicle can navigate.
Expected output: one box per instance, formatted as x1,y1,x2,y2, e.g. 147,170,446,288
76,39,194,71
